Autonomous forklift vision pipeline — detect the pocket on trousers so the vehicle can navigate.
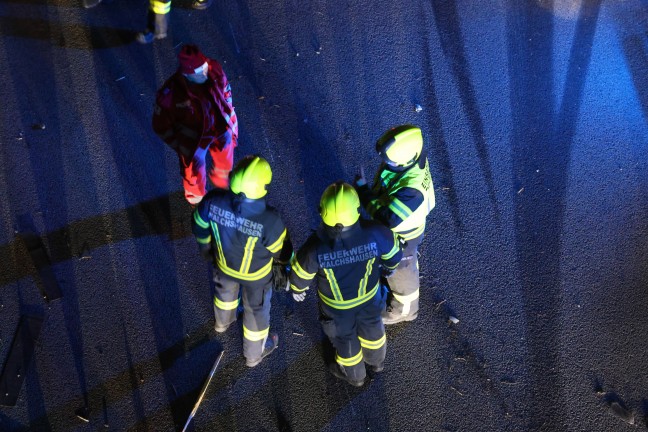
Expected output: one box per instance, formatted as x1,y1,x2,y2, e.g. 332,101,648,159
319,316,336,339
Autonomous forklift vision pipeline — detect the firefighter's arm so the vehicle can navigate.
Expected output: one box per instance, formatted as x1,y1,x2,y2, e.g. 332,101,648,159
288,237,318,302
371,186,424,230
379,229,403,277
191,204,212,261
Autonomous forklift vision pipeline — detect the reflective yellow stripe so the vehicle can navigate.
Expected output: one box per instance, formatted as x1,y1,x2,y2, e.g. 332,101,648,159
218,259,272,281
381,235,400,260
243,325,269,341
336,350,363,367
267,228,286,253
150,0,171,14
392,289,419,304
196,235,212,245
397,224,425,241
290,284,308,293
358,258,374,297
291,256,315,280
211,222,270,281
358,334,386,350
214,296,239,311
323,269,343,301
388,198,412,221
211,222,227,264
193,210,209,229
240,237,257,274
318,282,379,310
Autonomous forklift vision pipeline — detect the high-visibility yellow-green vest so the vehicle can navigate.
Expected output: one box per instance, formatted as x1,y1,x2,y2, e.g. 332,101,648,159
368,158,435,241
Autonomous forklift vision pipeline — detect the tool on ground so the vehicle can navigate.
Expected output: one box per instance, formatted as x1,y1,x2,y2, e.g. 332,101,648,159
182,350,225,432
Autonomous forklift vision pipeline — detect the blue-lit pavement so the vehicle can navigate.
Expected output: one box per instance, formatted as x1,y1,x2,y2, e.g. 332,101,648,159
0,1,647,431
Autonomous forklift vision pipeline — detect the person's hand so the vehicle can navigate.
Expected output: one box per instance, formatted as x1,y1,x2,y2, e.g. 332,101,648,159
271,263,290,292
292,289,308,302
198,244,213,262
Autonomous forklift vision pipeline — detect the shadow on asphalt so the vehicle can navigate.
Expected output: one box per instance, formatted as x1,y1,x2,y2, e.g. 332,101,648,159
0,17,135,50
431,0,501,223
507,0,603,429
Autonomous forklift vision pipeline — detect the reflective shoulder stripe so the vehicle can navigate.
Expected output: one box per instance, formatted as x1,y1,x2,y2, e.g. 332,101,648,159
193,210,209,229
267,228,286,253
392,289,420,304
150,0,171,14
211,222,227,264
381,236,400,260
239,237,258,274
318,282,379,310
358,334,386,350
323,269,343,301
243,325,269,342
388,198,413,221
196,235,212,245
357,258,374,297
290,255,315,280
214,296,239,311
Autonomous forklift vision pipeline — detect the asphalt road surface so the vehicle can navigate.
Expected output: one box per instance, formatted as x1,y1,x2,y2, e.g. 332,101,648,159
1,0,647,431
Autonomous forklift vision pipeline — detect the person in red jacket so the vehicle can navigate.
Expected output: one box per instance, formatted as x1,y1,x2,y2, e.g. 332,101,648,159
153,44,238,205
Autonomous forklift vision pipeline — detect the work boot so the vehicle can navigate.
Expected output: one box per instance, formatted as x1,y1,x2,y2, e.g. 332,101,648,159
246,333,278,367
382,308,417,325
328,363,365,387
136,12,168,44
369,362,384,373
192,0,213,10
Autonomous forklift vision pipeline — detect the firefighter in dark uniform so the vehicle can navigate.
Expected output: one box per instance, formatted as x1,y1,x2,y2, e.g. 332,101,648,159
192,155,292,367
289,182,402,386
355,125,435,325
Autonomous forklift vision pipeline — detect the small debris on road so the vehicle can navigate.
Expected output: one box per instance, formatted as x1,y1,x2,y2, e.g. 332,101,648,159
115,76,125,82
415,104,423,112
448,316,460,324
450,386,464,396
75,407,90,422
32,123,46,130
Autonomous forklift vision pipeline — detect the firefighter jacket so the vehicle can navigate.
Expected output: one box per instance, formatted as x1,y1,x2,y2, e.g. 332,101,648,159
153,58,238,157
358,155,435,241
289,220,402,310
192,190,291,283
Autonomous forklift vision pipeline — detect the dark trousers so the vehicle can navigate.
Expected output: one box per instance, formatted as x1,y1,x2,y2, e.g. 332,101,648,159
212,270,272,362
319,288,387,382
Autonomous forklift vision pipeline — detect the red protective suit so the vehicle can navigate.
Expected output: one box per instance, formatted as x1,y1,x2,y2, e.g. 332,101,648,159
153,58,238,204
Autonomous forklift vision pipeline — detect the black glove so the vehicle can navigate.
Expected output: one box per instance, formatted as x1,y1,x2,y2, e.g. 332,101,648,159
381,265,395,278
271,262,290,292
198,243,213,262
